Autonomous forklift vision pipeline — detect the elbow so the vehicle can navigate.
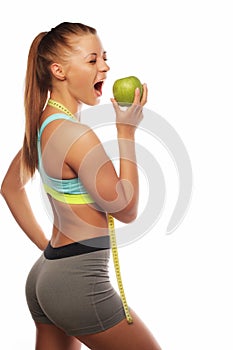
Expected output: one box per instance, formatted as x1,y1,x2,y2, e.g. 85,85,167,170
121,211,137,223
0,180,7,199
121,200,138,223
1,177,16,201
122,208,138,224
112,207,138,224
1,170,25,201
1,183,11,203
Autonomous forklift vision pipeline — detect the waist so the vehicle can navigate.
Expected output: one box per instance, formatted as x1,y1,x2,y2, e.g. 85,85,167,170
44,235,110,260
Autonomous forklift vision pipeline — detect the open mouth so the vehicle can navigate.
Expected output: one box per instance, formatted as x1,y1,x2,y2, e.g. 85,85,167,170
94,81,104,96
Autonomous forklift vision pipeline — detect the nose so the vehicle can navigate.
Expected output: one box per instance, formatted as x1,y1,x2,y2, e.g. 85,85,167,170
99,58,110,72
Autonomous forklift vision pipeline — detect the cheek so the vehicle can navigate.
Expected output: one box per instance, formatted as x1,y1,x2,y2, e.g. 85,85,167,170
69,69,92,90
67,75,85,96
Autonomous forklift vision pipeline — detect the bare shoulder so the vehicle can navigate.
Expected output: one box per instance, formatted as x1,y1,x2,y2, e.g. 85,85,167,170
63,121,106,167
59,119,98,139
64,120,101,148
42,118,100,148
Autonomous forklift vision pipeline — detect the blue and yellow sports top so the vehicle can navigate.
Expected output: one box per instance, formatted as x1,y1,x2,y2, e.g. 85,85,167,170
37,114,94,205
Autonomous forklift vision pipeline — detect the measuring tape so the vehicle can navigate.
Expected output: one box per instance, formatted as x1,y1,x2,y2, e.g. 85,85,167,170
46,99,133,324
47,99,75,118
108,214,133,324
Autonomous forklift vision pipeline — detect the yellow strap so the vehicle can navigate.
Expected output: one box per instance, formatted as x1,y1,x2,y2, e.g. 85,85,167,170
43,184,95,204
108,214,133,324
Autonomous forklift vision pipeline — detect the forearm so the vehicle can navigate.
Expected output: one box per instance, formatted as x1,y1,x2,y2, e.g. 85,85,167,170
116,131,139,221
1,150,48,250
1,187,48,250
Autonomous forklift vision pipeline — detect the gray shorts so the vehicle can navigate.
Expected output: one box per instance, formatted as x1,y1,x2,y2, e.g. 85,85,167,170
25,236,126,336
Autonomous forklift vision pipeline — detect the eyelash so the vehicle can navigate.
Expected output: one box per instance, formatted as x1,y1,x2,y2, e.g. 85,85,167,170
89,58,108,64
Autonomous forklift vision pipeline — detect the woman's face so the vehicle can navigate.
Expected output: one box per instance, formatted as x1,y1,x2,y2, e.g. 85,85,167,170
63,34,110,106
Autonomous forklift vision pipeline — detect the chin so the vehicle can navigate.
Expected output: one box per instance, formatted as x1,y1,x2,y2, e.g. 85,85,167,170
94,98,101,105
80,95,101,107
87,98,101,106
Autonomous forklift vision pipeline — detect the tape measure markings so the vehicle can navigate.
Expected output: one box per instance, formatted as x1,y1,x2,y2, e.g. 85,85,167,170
108,214,133,324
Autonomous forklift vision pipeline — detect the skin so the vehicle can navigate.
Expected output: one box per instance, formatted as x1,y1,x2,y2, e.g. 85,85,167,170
1,33,162,349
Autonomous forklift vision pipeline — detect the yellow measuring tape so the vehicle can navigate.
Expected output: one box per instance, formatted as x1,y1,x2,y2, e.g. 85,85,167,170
108,214,133,324
45,99,133,324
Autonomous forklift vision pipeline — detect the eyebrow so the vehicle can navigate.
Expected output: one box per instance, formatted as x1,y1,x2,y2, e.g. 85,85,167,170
85,51,107,58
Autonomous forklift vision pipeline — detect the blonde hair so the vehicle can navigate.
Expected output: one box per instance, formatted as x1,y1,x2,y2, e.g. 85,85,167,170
21,22,96,178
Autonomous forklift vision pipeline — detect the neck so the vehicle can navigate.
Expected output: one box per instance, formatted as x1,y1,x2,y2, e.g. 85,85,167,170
48,95,82,121
50,89,82,116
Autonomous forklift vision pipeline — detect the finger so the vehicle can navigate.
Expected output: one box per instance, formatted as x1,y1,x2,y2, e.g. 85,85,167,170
110,97,120,113
140,83,148,106
132,87,141,105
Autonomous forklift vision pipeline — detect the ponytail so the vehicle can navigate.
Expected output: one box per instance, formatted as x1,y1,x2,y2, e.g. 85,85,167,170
21,32,48,179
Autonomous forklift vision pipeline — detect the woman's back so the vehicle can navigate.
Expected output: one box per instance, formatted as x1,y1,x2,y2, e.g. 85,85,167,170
38,112,109,247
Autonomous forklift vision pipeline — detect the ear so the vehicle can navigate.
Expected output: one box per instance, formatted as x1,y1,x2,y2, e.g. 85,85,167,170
50,63,66,81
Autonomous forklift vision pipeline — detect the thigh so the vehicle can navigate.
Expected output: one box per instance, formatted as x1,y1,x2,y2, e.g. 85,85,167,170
76,310,162,350
35,323,82,350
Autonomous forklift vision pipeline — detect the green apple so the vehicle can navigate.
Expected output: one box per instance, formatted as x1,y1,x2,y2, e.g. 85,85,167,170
112,76,143,106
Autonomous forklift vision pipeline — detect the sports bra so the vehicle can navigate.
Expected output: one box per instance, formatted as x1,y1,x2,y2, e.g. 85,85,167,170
37,113,94,204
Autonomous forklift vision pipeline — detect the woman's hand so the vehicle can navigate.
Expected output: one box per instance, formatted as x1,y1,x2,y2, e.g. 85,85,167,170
111,83,148,137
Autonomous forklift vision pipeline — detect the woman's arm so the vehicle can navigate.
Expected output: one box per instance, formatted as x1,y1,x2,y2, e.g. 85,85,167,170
1,149,49,250
65,85,147,223
110,86,147,221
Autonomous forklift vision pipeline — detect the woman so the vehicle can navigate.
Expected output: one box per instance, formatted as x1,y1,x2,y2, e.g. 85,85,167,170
1,22,162,350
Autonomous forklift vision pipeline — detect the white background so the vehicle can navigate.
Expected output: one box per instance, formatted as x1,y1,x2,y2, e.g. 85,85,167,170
1,0,233,349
